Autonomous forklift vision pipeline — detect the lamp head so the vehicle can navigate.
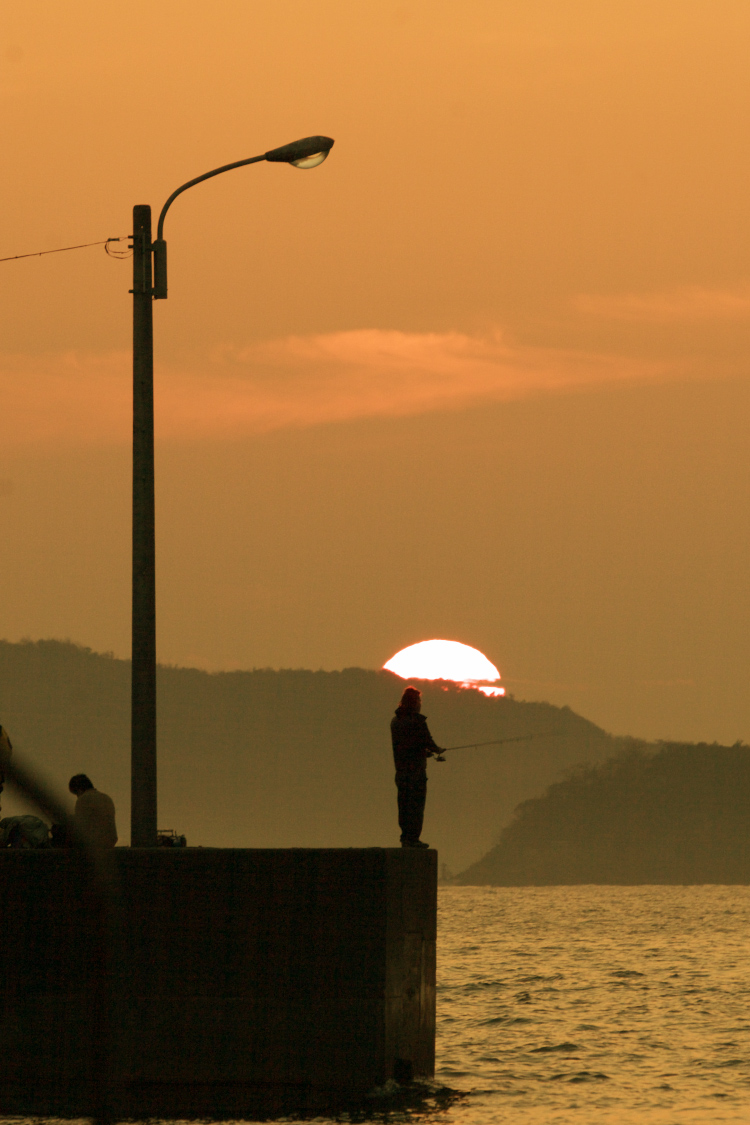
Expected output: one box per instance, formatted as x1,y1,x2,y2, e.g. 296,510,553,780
265,135,335,168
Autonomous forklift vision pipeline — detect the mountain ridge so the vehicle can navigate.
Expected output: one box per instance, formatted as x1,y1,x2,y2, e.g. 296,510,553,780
456,739,750,884
0,638,618,869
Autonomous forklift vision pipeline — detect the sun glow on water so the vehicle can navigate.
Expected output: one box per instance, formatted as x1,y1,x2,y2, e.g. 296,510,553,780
383,639,505,696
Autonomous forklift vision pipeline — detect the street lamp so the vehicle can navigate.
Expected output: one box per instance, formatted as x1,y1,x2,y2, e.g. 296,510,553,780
130,135,335,847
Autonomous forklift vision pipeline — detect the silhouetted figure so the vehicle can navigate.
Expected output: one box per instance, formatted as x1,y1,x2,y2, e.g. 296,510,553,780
0,724,12,813
0,726,51,846
390,686,443,848
69,773,118,848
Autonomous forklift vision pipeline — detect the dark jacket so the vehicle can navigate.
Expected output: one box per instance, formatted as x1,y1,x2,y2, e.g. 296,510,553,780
0,725,11,790
390,706,440,774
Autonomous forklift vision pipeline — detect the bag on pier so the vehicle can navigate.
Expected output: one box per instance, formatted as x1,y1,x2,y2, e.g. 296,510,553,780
0,815,50,848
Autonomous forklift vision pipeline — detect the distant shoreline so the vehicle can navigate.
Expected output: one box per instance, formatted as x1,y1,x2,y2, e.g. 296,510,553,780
455,741,750,886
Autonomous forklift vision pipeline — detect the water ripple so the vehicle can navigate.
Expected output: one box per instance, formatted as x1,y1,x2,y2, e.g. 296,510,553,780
436,885,750,1123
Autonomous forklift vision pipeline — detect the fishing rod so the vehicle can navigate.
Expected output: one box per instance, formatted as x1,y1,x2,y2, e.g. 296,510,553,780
432,731,561,761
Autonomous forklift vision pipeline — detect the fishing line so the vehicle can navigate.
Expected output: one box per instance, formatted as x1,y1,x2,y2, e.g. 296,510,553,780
0,235,131,263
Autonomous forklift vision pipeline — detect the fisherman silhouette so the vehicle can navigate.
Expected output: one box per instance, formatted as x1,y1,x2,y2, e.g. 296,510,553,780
390,686,444,848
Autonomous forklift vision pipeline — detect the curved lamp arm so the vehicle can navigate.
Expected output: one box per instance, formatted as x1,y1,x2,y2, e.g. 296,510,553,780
156,153,265,242
152,135,334,299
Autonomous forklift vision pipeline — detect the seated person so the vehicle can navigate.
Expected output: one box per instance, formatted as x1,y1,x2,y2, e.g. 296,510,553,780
69,774,118,848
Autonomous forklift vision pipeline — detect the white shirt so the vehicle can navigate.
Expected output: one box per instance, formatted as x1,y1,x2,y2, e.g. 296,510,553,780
73,788,118,848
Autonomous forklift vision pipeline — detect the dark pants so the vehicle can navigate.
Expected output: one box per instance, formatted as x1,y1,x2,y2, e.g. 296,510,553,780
395,771,427,843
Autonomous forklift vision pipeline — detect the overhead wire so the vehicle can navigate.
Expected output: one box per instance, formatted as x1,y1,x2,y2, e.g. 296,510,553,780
0,235,132,263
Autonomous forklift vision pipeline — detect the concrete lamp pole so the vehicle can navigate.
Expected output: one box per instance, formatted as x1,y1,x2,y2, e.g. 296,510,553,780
130,135,335,847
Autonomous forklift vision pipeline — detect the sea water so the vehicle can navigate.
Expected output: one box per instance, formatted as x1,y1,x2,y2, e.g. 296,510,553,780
434,884,750,1123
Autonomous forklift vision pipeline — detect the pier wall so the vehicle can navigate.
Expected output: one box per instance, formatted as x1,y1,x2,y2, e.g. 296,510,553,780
0,847,436,1117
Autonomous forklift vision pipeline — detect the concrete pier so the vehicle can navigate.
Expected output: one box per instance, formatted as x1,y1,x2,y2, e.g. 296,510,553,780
0,847,436,1117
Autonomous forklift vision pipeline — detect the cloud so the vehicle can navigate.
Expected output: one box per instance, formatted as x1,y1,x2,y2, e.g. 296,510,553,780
573,285,750,322
0,329,674,447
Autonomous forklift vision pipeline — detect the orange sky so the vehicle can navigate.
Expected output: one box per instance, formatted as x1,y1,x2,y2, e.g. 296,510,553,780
2,0,750,742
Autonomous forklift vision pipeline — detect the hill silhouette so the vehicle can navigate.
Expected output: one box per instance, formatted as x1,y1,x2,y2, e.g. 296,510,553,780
0,639,618,870
457,741,750,884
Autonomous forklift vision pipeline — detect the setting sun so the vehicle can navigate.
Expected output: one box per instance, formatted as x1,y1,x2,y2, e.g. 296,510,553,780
383,640,505,697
